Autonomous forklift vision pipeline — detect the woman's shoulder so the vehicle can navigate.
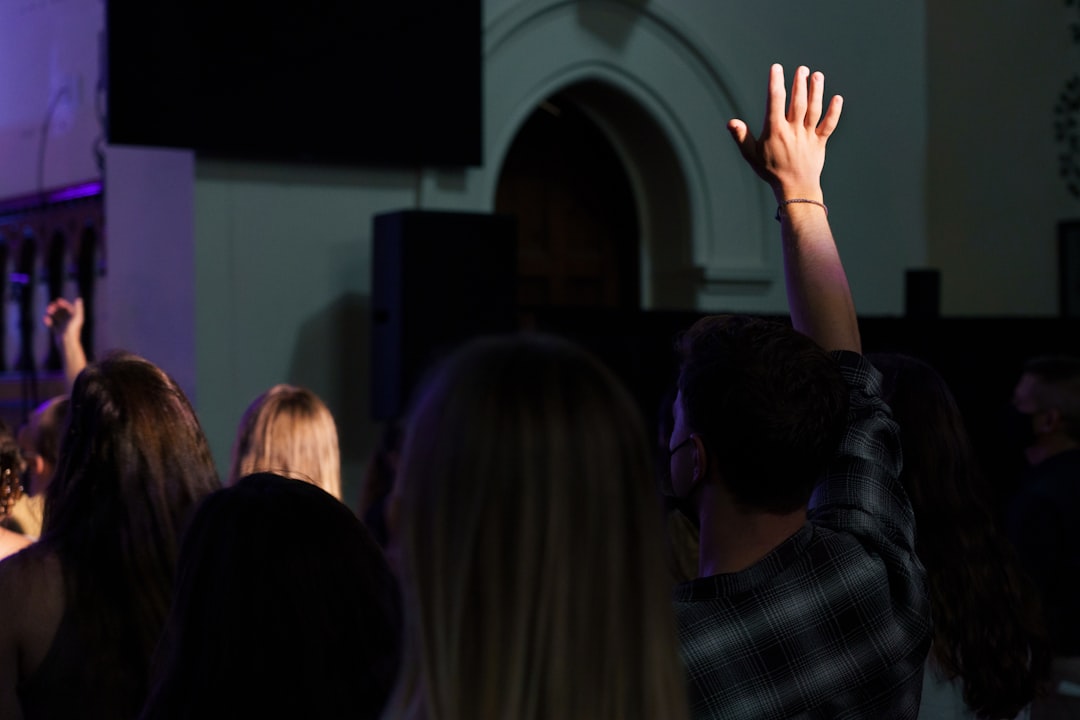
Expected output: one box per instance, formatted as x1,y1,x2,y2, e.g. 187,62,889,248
0,542,65,672
0,528,32,563
0,541,63,622
0,541,59,586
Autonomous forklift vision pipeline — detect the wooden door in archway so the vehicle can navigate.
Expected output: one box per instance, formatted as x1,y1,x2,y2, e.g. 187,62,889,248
495,95,640,310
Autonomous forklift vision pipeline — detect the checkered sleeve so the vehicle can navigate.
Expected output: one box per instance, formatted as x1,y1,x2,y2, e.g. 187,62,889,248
808,351,913,552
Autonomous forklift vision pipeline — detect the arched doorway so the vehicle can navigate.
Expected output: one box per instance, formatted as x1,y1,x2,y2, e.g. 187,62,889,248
495,92,640,311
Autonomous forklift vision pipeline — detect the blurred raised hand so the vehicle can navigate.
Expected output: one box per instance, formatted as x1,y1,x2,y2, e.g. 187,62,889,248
43,297,87,391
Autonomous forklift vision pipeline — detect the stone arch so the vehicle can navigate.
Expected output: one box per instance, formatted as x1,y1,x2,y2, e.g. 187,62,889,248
419,0,778,310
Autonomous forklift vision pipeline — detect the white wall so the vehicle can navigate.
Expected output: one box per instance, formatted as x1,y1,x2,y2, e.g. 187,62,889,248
0,0,102,199
102,146,196,400
927,0,1077,315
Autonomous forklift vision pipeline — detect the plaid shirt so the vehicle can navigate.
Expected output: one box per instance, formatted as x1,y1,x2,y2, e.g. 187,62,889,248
673,351,931,719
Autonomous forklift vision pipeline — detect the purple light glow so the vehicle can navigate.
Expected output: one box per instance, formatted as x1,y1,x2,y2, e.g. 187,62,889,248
46,181,102,204
0,180,102,217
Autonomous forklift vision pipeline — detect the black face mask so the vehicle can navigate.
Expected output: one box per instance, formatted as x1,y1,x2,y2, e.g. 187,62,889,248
656,446,700,528
1001,406,1038,453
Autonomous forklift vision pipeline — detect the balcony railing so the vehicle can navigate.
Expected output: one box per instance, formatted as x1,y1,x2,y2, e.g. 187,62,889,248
0,181,104,424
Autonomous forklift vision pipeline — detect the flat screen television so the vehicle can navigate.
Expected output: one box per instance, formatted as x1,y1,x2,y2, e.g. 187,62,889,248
105,1,482,166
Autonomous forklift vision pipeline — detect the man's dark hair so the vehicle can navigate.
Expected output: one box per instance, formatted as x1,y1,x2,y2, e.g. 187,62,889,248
676,315,849,514
1023,355,1080,383
1023,355,1080,442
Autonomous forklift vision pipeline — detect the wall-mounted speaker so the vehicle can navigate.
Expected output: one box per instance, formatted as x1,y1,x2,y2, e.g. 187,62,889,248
371,210,518,420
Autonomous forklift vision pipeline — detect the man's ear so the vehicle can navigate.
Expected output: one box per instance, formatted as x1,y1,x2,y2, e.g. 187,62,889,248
690,434,708,485
32,455,45,478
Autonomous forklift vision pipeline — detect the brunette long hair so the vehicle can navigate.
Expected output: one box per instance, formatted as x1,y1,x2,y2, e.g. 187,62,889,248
42,351,220,717
871,353,1049,718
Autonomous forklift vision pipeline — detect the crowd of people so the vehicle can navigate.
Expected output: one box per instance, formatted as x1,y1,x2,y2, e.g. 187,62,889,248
0,62,1072,720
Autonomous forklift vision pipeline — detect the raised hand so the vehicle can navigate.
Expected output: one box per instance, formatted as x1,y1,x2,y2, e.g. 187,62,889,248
44,297,84,340
727,64,843,203
43,297,87,390
728,63,857,353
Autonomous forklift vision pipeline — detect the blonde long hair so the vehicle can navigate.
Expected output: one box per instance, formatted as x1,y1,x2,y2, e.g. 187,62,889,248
385,335,688,720
229,384,342,500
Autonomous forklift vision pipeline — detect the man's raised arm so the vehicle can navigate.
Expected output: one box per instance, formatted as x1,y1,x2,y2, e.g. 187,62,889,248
728,64,859,354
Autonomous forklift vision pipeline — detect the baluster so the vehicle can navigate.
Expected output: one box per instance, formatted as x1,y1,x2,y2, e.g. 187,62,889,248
44,229,66,372
14,229,35,375
76,223,99,362
0,233,7,373
13,227,39,418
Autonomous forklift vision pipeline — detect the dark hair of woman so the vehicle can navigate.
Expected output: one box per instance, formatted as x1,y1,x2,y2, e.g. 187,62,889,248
141,473,401,719
41,351,220,717
870,352,1050,718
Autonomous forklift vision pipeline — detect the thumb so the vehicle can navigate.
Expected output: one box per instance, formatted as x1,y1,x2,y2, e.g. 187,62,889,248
727,118,749,145
74,297,84,318
727,119,759,166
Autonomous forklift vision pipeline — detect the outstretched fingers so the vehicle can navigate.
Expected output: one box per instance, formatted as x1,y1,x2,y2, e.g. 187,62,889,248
816,94,843,139
731,63,842,193
806,71,824,129
788,66,809,125
766,64,786,131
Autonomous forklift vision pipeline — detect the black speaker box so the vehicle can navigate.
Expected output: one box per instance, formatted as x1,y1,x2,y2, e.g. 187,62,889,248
905,268,941,318
372,210,518,420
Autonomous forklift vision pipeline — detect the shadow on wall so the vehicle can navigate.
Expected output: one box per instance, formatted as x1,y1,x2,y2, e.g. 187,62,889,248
287,292,376,508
